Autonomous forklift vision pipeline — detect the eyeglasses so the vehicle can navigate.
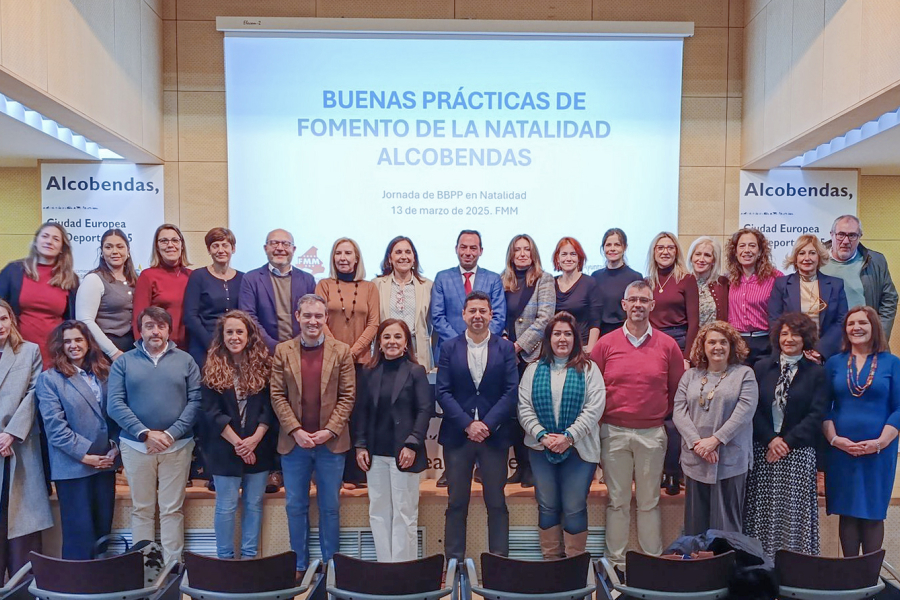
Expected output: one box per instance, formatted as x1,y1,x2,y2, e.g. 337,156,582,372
624,297,652,304
157,238,181,246
655,245,676,252
834,232,860,241
267,240,294,248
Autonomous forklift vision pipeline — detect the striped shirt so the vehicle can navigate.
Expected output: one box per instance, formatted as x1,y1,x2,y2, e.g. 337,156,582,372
728,270,783,332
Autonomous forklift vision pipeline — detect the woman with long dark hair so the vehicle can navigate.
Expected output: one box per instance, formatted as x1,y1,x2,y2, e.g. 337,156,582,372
354,318,431,562
200,310,276,559
0,221,79,366
518,311,606,558
76,228,138,360
37,321,118,559
590,228,643,337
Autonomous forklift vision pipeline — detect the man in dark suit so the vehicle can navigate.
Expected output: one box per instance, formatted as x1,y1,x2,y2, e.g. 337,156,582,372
239,229,316,353
436,291,518,561
431,230,507,361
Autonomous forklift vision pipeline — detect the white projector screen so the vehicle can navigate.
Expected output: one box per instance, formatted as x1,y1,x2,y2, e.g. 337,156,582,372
223,25,685,277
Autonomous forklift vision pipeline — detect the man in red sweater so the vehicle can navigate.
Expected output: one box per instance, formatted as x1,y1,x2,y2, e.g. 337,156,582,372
590,279,684,581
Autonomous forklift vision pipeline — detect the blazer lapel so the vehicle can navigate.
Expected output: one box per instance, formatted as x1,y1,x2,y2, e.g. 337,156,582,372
787,274,801,312
378,278,391,320
261,268,276,313
452,270,467,305
320,340,337,399
287,339,303,397
369,364,383,409
482,335,500,388
0,343,14,390
391,361,411,405
68,374,104,419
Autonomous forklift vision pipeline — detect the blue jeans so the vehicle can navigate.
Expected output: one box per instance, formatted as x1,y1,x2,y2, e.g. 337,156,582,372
529,449,596,533
212,471,268,559
281,445,345,570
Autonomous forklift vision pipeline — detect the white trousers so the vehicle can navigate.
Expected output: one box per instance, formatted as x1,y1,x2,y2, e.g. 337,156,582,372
366,455,421,562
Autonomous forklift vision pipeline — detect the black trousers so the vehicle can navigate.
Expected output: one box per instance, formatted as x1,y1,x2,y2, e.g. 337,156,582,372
742,335,771,368
56,471,116,559
659,325,688,481
0,458,42,578
444,440,509,560
510,359,532,476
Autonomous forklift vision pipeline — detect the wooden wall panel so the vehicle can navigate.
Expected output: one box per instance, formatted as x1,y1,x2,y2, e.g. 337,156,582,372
742,11,765,163
176,20,223,92
177,91,226,162
729,0,744,28
592,0,728,27
0,0,48,89
164,91,179,161
456,0,589,21
725,98,742,166
178,161,227,231
724,167,741,232
164,160,179,225
727,26,743,97
320,0,454,19
0,167,40,236
788,0,824,139
678,167,726,236
176,0,315,21
682,27,729,98
162,0,175,20
680,97,728,167
163,19,177,90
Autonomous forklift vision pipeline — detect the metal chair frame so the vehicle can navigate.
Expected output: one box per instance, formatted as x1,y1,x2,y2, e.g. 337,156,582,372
179,558,320,600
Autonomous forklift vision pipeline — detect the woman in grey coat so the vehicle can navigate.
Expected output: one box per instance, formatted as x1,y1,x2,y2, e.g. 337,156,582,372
0,299,52,578
673,320,758,535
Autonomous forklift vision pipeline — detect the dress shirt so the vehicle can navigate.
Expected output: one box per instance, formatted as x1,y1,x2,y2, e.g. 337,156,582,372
623,322,652,348
728,271,782,332
466,330,490,390
300,334,325,348
75,366,103,404
269,264,291,278
460,265,478,289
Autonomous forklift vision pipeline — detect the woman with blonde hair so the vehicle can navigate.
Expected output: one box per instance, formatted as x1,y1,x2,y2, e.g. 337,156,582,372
673,321,758,534
315,237,380,489
725,228,782,365
501,233,556,487
132,223,192,349
0,221,79,366
200,310,276,559
768,234,848,360
687,236,729,328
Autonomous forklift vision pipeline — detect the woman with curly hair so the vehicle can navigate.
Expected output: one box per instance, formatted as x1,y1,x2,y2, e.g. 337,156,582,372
744,313,827,556
673,321,758,534
725,228,782,365
200,310,276,559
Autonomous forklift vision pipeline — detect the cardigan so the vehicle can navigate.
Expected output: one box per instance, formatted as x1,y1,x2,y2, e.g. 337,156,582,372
183,267,244,367
752,353,828,449
315,278,380,363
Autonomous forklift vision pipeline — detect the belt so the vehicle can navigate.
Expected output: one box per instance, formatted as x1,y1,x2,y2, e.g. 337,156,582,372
739,331,768,338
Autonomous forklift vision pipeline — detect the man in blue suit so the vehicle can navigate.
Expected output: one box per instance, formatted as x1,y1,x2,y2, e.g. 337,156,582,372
431,230,506,361
239,229,317,353
436,291,518,560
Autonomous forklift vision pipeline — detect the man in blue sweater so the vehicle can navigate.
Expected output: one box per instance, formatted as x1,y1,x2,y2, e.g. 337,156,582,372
108,306,201,563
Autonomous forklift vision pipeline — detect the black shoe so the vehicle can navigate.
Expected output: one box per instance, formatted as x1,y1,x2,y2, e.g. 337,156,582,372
520,469,534,489
664,475,680,496
266,471,284,494
206,479,216,492
436,474,448,488
613,566,626,585
507,469,522,485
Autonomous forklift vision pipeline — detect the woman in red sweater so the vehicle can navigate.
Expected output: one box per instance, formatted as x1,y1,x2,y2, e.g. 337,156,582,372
0,222,79,367
132,224,192,349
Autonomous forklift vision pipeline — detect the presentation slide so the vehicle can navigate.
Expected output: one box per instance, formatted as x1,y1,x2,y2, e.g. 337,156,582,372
224,32,684,277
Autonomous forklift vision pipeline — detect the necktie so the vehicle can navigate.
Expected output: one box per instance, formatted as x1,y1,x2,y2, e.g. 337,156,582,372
464,272,473,295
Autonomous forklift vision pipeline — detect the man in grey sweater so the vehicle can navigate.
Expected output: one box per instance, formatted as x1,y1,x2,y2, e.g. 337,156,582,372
108,306,201,562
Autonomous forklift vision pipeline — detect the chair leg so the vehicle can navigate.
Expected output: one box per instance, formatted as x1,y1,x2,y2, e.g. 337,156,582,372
564,530,588,557
539,525,565,560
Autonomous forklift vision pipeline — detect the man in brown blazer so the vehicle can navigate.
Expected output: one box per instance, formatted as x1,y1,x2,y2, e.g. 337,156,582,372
271,293,355,578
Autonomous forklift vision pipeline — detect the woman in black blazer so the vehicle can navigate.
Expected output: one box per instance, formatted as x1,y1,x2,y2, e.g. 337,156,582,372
354,318,431,563
744,312,828,557
200,310,276,560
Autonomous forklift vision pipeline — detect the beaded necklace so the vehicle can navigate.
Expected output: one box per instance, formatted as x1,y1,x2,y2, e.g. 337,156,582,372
698,367,729,410
336,280,359,324
847,353,877,397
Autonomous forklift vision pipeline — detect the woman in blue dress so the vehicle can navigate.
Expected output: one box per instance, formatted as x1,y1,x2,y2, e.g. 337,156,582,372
823,305,900,557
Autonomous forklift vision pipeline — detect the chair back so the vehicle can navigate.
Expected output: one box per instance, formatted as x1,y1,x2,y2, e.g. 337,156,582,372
775,549,885,591
29,551,145,594
481,552,591,594
183,551,297,593
332,553,444,595
625,551,735,593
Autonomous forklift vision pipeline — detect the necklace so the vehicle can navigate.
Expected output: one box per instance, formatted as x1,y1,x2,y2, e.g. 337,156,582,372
336,281,359,324
847,353,877,397
658,273,674,294
698,368,729,410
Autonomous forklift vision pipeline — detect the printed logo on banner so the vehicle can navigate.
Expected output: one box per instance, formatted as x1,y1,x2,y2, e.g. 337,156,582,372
739,169,858,270
41,164,165,277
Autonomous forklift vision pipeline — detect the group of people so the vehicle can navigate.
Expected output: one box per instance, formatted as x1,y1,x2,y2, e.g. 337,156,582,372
0,214,896,583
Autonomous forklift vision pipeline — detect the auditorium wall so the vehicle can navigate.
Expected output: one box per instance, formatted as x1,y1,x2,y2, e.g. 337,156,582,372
0,0,898,353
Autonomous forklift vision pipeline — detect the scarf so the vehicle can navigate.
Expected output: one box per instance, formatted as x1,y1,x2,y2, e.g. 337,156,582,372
532,359,585,463
773,353,801,433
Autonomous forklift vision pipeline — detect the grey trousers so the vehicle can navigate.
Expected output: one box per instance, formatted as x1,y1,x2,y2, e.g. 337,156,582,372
683,472,748,536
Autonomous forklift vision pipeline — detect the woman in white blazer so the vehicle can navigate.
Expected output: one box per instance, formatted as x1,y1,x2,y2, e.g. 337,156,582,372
372,237,434,371
0,299,52,578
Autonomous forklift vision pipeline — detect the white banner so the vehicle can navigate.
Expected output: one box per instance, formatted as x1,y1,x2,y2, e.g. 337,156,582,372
739,169,858,270
41,164,165,277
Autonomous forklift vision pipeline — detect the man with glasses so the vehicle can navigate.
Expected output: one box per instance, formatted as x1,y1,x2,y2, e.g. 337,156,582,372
239,229,316,353
822,215,897,340
589,280,684,582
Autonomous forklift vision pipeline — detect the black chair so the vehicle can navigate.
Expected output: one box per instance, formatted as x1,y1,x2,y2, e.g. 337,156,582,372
0,562,33,600
596,550,735,600
180,551,318,600
775,549,886,600
27,550,179,600
461,552,595,600
326,553,457,600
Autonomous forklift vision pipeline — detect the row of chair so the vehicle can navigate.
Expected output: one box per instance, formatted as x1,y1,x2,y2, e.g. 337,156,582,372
3,547,897,600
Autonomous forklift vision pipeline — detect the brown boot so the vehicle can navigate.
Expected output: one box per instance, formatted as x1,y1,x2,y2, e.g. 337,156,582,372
539,525,565,560
564,530,588,557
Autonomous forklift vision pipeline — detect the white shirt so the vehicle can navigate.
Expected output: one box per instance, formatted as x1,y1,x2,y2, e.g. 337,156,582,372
466,330,490,420
459,265,478,289
269,263,291,278
623,322,653,348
